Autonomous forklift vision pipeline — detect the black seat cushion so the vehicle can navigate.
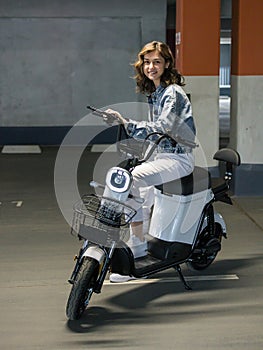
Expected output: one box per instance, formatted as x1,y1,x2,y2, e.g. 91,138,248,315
155,166,211,196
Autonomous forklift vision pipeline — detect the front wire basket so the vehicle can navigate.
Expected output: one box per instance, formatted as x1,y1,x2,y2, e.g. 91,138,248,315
71,194,136,243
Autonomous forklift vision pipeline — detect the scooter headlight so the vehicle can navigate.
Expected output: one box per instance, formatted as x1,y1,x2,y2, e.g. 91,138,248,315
106,167,132,193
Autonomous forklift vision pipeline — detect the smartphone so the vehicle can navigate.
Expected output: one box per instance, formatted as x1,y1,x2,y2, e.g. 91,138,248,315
86,105,105,117
87,105,116,124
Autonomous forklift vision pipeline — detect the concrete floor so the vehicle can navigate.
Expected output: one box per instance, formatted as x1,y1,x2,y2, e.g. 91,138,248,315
1,147,263,350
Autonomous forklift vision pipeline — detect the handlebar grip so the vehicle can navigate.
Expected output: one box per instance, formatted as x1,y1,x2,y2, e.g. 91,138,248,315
128,194,144,204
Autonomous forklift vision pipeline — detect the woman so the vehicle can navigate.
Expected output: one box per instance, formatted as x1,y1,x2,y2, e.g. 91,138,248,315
104,41,196,283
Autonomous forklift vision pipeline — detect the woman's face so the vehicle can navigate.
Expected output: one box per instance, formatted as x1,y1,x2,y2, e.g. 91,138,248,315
143,50,169,88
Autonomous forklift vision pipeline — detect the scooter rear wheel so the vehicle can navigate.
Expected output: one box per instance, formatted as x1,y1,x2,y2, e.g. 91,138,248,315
187,243,219,270
187,227,223,271
66,257,99,320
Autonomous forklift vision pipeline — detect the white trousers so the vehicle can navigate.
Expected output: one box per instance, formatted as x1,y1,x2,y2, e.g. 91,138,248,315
129,152,195,222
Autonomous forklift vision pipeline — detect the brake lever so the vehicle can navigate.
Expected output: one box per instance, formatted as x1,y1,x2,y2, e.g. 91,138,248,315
128,193,144,204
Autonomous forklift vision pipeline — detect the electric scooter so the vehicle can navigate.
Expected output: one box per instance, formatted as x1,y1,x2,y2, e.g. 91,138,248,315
65,106,241,320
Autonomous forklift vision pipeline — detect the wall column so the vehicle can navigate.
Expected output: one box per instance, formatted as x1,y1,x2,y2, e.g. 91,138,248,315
231,0,263,195
175,0,221,168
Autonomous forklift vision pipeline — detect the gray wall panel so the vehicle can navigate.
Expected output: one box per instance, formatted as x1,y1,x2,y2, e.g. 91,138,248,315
0,17,141,126
0,0,166,128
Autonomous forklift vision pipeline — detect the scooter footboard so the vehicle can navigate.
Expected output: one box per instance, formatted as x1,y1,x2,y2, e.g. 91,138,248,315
148,238,192,261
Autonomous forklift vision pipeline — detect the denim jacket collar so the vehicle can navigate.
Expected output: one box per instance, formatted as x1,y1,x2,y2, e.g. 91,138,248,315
151,84,165,99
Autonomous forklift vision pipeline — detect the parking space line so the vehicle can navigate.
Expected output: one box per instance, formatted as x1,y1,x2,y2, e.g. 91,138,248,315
104,274,239,286
91,144,116,152
0,274,239,289
11,200,23,207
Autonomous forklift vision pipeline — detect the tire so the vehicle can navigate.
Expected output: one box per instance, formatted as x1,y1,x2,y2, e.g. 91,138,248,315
66,257,99,320
187,225,223,271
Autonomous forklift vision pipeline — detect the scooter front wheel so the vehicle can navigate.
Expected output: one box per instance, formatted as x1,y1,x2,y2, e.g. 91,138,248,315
66,257,99,320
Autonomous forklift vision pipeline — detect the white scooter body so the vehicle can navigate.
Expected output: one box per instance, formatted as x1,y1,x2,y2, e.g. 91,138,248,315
66,110,241,321
84,165,226,268
149,188,226,245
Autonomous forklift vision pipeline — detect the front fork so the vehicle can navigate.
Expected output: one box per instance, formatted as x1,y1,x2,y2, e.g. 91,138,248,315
68,240,116,293
68,240,89,284
93,242,116,293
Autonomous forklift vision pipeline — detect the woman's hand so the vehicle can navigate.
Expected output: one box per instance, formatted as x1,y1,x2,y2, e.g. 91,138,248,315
103,109,127,125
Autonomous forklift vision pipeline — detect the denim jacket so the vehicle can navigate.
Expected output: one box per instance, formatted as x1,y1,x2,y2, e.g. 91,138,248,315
126,84,196,152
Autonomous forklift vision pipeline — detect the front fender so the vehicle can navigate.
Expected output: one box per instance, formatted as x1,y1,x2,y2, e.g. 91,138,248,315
82,245,105,264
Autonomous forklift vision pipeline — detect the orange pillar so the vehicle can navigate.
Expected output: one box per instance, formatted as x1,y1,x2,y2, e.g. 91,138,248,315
175,0,220,76
231,0,263,76
175,0,221,167
230,0,263,194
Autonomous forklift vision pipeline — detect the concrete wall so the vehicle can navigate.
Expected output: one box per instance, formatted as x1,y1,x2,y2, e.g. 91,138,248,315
230,76,263,164
185,76,220,168
0,0,166,129
230,75,263,195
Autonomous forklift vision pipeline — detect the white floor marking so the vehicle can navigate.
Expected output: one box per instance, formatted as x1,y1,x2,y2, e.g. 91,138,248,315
91,144,117,152
11,200,23,207
2,145,41,154
104,274,239,286
0,274,239,289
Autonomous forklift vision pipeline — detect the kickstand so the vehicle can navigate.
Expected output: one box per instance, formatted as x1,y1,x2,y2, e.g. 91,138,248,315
175,265,192,290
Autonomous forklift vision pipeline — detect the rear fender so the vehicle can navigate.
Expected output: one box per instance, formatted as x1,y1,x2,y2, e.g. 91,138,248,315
201,211,227,235
214,212,227,236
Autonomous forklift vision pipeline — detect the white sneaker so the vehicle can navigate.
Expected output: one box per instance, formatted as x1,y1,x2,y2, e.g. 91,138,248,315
109,273,147,283
127,235,148,259
109,273,137,283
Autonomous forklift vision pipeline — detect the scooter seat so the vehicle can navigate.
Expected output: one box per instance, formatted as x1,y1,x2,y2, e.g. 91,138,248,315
155,166,211,196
